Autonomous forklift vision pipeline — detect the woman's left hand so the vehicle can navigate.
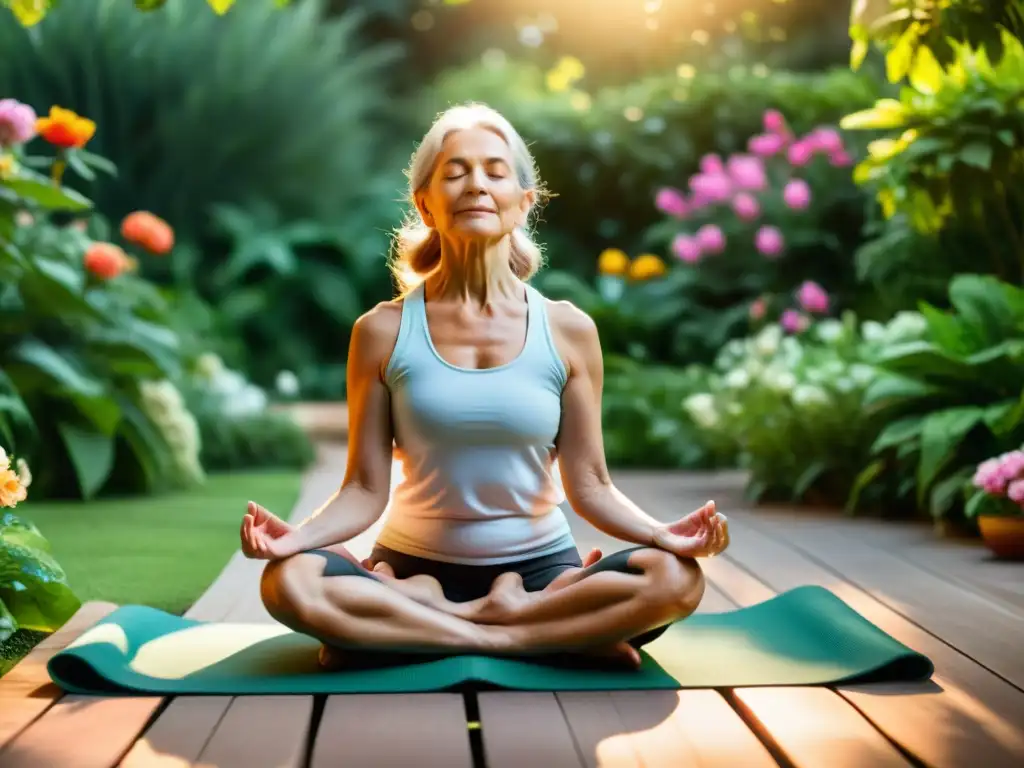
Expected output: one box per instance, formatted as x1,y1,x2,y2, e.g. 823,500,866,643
652,501,729,558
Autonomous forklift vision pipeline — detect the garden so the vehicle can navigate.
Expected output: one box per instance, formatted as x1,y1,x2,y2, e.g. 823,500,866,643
1,0,1023,676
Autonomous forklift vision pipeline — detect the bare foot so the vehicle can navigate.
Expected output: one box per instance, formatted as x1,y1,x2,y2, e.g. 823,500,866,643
318,644,347,671
584,641,642,669
458,571,538,624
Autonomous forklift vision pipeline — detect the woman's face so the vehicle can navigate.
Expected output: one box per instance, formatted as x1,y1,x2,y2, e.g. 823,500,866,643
417,127,533,242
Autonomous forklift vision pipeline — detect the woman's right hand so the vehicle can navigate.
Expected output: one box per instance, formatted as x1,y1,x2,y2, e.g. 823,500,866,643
240,501,300,560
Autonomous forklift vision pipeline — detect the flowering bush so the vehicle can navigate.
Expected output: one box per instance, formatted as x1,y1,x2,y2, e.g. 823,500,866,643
0,97,201,499
0,446,79,643
969,448,1024,519
682,310,928,505
645,108,862,341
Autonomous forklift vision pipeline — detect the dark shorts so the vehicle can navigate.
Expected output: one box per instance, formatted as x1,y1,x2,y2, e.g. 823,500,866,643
307,543,669,649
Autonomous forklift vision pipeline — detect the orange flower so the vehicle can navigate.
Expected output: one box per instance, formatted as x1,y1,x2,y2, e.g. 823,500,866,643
36,106,96,149
84,242,130,280
121,211,174,255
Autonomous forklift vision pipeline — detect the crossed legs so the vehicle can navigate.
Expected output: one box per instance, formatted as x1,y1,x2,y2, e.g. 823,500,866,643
260,544,704,666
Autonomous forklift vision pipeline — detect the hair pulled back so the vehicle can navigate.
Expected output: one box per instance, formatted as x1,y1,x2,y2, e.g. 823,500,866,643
389,102,548,295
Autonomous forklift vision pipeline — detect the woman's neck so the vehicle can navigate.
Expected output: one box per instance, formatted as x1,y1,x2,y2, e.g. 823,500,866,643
430,235,521,307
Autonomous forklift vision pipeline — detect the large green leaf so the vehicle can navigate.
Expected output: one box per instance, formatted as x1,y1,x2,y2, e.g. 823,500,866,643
0,597,15,643
948,274,1024,347
0,511,52,553
862,373,944,411
56,422,116,499
873,340,977,383
3,179,93,212
9,339,104,398
870,416,924,454
0,540,80,634
916,406,985,498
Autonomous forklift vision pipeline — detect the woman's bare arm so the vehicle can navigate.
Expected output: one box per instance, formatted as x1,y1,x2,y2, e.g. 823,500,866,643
549,301,664,546
278,302,401,553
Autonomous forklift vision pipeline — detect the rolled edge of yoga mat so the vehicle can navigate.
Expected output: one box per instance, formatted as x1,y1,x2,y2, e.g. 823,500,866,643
46,586,934,696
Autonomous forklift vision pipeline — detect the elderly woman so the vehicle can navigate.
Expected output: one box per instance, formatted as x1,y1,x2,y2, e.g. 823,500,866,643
242,103,728,668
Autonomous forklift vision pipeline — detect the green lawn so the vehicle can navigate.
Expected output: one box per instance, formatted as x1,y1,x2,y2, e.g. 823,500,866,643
1,470,303,676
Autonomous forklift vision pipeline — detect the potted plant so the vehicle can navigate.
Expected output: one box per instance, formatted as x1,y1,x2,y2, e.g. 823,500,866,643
969,448,1024,560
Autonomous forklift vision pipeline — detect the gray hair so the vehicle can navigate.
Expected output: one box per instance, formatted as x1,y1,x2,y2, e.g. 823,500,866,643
390,102,547,295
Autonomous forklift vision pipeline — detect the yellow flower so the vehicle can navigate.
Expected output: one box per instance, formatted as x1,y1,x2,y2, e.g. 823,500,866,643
6,0,49,27
628,253,667,281
546,55,585,92
598,248,629,276
0,153,17,180
207,0,236,14
0,462,28,507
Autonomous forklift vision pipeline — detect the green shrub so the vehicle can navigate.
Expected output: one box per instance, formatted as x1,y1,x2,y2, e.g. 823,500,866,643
685,310,929,507
602,356,736,470
849,275,1024,525
1,122,200,499
843,30,1024,287
423,60,886,269
0,0,405,246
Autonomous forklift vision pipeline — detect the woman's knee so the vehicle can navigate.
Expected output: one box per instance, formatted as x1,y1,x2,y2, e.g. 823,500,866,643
260,553,324,626
633,548,706,617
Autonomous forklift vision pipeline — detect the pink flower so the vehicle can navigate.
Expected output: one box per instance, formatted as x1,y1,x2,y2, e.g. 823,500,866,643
671,234,702,263
732,192,760,221
810,127,844,155
655,187,688,218
780,309,809,334
748,133,785,157
787,140,814,167
0,99,37,146
796,280,830,314
699,153,724,175
755,225,784,257
829,150,853,167
696,224,725,254
974,458,1005,494
749,297,767,320
690,172,731,204
1000,450,1024,481
1008,479,1024,506
783,179,812,210
727,154,767,191
763,109,787,134
974,450,1024,496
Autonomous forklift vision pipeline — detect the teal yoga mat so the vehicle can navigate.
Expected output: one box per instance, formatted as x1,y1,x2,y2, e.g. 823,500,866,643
48,586,933,695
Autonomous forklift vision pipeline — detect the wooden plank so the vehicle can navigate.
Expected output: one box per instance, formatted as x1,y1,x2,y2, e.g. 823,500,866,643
311,694,473,768
731,687,909,767
478,692,584,768
196,695,313,768
559,690,777,768
0,601,116,750
718,515,1024,768
120,697,232,767
736,510,1024,687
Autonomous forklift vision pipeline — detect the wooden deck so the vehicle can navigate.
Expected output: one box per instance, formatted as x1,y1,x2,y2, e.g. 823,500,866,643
2,444,1023,767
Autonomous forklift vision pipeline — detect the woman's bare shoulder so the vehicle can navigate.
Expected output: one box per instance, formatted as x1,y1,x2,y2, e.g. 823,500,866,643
544,297,599,345
350,299,404,361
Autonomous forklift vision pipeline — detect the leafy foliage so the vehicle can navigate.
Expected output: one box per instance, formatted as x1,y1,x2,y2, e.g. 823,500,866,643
0,0,405,247
0,511,79,642
849,275,1024,523
601,356,736,470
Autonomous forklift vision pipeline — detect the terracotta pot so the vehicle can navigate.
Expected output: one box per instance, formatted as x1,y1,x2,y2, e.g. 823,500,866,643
977,514,1024,560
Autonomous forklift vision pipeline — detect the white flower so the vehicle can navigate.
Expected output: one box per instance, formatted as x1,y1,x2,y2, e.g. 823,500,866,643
834,377,857,393
683,393,719,428
791,384,830,408
780,336,803,366
16,458,31,489
754,325,782,357
884,311,928,342
223,384,267,418
726,402,743,416
861,320,885,342
815,319,845,344
275,370,300,398
0,446,8,471
761,365,796,393
724,368,750,389
210,369,247,397
195,352,225,381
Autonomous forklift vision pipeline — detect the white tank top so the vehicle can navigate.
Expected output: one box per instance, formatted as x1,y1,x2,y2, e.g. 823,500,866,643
376,282,575,565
